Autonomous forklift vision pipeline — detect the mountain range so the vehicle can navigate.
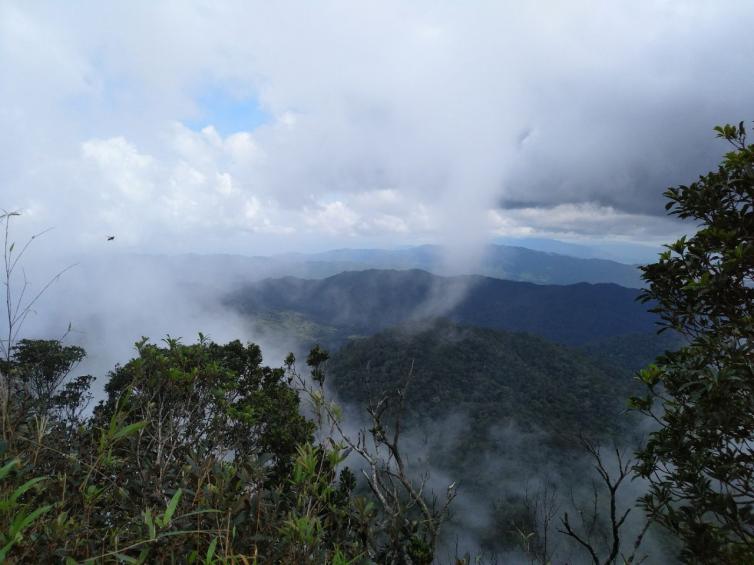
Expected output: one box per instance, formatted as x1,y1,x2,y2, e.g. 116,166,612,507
228,268,656,346
287,244,644,287
118,242,643,289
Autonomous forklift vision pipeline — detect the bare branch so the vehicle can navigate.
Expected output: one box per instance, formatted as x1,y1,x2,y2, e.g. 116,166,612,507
559,437,652,565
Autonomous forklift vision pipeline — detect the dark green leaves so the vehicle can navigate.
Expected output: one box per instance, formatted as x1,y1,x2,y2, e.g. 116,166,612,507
635,122,754,562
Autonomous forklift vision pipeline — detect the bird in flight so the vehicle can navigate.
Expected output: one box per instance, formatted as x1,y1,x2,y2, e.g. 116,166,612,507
107,235,115,241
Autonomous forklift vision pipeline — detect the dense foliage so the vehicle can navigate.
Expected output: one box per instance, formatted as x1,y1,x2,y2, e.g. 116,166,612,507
580,331,685,374
329,320,640,443
0,325,674,563
327,320,659,558
633,123,754,562
0,335,453,563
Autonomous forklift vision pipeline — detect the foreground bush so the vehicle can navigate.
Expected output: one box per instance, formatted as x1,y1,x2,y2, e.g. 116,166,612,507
0,334,456,563
0,339,330,562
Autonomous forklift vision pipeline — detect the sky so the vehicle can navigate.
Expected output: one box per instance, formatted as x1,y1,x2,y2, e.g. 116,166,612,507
3,1,754,260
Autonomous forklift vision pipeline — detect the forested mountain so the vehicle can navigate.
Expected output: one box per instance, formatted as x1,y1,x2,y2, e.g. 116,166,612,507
580,331,686,373
328,320,641,442
229,269,656,346
325,320,665,558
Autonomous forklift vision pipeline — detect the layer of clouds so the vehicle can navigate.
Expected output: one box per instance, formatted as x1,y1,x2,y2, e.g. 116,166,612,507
3,1,754,256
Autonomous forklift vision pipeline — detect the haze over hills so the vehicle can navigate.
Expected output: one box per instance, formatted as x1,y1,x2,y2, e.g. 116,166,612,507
325,320,676,559
294,244,645,287
228,268,656,347
493,237,663,264
11,217,673,564
117,242,643,289
32,241,648,381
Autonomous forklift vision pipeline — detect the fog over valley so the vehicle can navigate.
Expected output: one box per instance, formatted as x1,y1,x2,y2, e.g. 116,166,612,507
2,2,753,563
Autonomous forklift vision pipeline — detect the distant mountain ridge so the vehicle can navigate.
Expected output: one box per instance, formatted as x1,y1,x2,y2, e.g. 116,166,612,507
228,268,656,346
120,242,643,288
295,244,644,287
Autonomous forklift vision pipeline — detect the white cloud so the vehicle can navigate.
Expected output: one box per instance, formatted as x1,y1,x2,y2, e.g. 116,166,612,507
305,201,360,236
82,137,155,201
489,204,686,244
2,0,753,255
76,127,297,247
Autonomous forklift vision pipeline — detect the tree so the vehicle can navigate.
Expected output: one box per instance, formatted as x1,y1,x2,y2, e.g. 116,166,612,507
559,439,650,565
290,353,457,564
2,338,91,427
1,336,372,562
633,122,754,562
98,336,316,484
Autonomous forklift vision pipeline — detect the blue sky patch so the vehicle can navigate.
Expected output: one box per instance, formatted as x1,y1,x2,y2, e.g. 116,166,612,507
187,87,270,136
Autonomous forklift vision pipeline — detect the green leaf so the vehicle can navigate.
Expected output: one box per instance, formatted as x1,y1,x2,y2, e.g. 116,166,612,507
161,488,182,526
9,476,47,504
7,504,51,540
0,543,13,562
113,553,140,564
144,508,156,540
112,421,147,441
205,537,218,564
0,459,19,481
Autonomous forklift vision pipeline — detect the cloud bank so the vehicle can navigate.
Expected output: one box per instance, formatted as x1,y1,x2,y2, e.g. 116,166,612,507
2,1,754,256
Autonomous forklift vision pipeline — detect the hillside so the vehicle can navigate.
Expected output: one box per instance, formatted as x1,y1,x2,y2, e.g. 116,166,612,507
325,320,648,555
229,269,657,346
580,331,686,373
327,320,641,445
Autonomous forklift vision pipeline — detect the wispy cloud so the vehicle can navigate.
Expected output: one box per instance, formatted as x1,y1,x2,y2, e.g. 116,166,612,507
2,1,753,254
